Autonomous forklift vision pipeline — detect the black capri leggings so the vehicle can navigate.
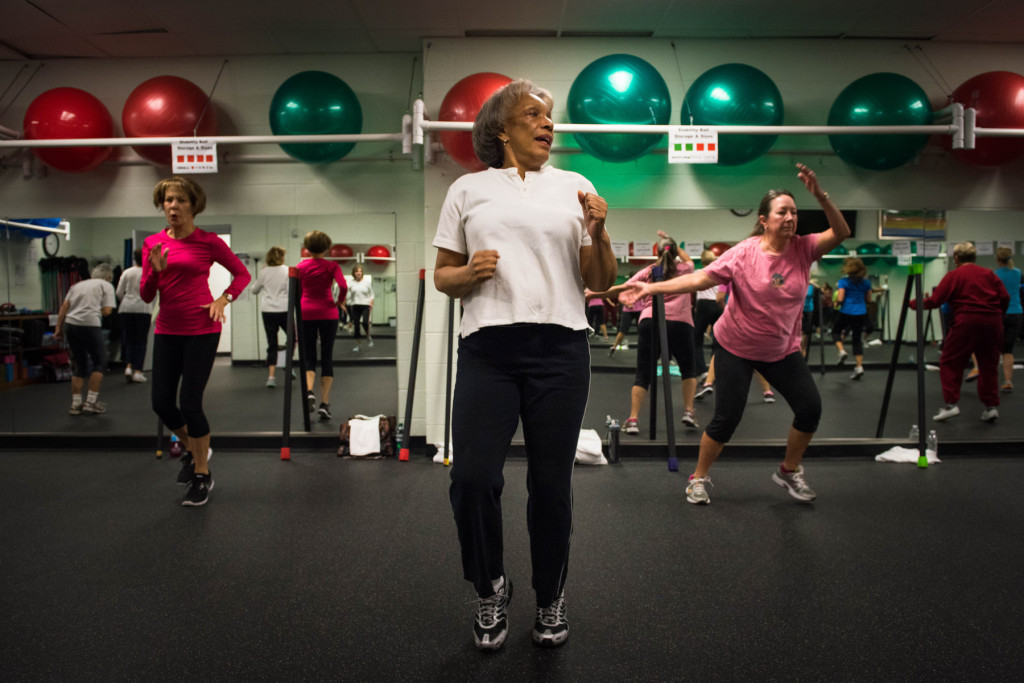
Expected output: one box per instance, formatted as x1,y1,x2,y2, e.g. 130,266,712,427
705,344,821,443
634,318,697,388
1002,313,1023,354
831,312,868,356
64,324,106,378
349,304,371,340
151,332,220,438
302,318,338,377
262,311,289,366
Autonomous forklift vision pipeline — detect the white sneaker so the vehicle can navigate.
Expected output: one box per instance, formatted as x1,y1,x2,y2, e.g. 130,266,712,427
367,339,374,348
933,404,960,422
980,406,999,422
851,366,864,380
131,371,147,383
836,350,848,366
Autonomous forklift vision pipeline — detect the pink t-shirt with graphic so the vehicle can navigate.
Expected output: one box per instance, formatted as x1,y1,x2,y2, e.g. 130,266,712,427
627,260,695,325
702,233,820,362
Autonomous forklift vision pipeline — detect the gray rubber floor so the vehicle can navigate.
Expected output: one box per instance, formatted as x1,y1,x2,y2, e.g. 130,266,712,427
1,453,1021,681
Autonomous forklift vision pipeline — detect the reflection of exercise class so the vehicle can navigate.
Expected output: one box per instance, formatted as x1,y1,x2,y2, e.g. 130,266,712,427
2,7,1023,679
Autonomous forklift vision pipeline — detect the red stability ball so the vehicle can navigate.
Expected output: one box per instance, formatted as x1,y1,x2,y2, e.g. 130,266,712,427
707,242,732,257
24,87,114,173
329,244,354,261
439,73,513,172
300,247,312,258
949,70,1024,167
122,75,218,166
366,245,391,265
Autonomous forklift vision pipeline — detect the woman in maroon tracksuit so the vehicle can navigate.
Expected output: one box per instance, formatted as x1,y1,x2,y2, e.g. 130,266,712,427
911,241,1009,423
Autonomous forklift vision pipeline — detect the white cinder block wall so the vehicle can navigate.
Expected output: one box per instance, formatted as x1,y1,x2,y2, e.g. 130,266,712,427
2,39,1024,445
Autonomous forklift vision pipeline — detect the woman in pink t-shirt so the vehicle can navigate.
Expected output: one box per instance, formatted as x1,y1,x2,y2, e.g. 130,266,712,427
621,164,850,506
142,176,251,507
297,230,347,420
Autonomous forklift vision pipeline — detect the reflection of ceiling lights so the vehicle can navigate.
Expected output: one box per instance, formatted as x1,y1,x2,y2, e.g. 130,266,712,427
608,70,634,93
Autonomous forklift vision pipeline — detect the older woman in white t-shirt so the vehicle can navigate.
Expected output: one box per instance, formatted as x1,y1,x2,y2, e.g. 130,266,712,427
433,79,616,651
622,164,850,506
345,265,374,351
251,246,290,387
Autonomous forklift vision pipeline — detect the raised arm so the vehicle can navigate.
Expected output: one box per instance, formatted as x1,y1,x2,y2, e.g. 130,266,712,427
795,163,851,258
578,191,617,291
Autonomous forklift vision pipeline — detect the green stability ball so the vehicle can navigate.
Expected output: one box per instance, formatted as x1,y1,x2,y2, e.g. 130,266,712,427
855,242,884,264
828,73,932,171
568,54,671,162
682,63,783,166
269,71,363,163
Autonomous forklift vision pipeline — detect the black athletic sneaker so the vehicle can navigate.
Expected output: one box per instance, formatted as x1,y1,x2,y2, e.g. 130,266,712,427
474,578,513,651
181,472,214,507
318,403,332,420
533,591,568,647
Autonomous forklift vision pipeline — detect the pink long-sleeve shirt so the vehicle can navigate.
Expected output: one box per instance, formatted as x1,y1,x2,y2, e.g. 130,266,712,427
297,257,347,321
141,227,251,335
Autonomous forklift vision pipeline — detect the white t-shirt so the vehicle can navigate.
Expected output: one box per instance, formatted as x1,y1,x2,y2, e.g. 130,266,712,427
346,278,374,306
251,264,290,313
116,266,153,314
433,165,595,337
64,278,116,327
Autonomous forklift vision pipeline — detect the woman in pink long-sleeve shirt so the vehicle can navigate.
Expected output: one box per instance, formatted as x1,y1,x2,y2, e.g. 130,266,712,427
141,176,251,507
296,230,347,420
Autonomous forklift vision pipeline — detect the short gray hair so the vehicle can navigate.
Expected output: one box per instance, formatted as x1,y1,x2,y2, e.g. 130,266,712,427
953,241,976,263
91,263,113,282
472,79,554,169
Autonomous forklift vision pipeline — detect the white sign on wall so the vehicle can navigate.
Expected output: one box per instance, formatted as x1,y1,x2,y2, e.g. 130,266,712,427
667,126,719,164
172,139,218,174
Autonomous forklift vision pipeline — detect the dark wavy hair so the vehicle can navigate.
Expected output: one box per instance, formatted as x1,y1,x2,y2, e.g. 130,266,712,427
750,189,795,236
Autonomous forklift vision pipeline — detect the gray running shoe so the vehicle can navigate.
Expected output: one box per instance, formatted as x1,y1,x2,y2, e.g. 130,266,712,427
680,410,699,429
532,592,568,648
474,578,513,650
980,406,999,422
82,401,106,415
772,465,816,502
686,476,712,505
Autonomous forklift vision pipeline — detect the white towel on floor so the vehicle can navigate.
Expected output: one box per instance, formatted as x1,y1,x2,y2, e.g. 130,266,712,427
874,446,940,464
349,415,383,456
575,429,608,466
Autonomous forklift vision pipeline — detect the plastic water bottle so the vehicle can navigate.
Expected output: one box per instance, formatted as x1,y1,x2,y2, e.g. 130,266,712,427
606,418,621,463
927,429,938,456
909,424,919,441
169,434,184,459
396,421,405,450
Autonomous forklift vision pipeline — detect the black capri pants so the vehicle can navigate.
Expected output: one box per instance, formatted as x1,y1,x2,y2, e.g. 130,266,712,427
302,318,338,377
705,344,822,444
151,332,220,438
449,324,590,607
634,318,697,388
831,312,868,356
1002,313,1023,354
262,311,289,366
64,324,106,378
349,304,371,340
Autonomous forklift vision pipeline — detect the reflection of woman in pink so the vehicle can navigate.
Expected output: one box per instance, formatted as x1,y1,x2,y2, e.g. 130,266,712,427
142,176,251,507
297,231,347,421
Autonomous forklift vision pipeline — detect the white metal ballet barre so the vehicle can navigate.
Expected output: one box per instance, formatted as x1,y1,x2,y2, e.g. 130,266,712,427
8,102,1024,157
0,217,70,237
